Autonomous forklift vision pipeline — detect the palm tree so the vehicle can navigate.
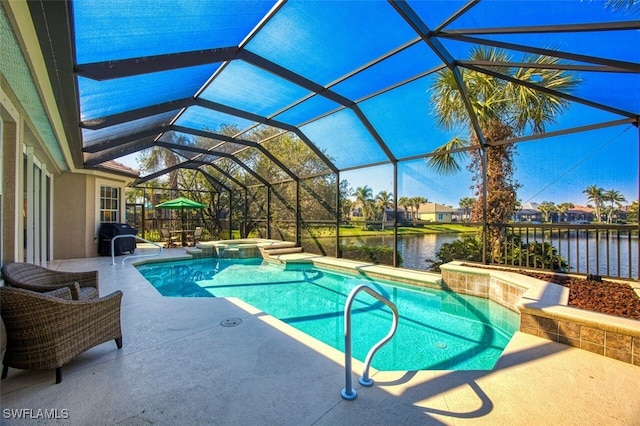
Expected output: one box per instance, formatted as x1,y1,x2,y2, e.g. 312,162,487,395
375,190,394,230
398,196,412,221
605,0,640,14
627,200,639,223
428,46,578,259
602,190,627,223
354,186,373,230
410,196,427,221
556,202,575,223
339,180,353,223
583,185,605,222
538,201,556,223
138,135,184,196
459,197,475,222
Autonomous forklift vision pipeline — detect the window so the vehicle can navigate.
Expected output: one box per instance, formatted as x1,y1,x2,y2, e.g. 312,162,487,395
100,185,120,223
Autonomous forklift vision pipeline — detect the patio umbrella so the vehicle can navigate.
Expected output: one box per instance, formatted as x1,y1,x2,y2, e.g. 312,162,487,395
155,197,206,229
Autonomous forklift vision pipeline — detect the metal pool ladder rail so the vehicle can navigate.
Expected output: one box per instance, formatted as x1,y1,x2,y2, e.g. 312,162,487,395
111,235,163,265
341,284,399,401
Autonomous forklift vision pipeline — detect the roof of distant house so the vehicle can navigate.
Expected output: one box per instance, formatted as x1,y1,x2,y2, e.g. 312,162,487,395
569,205,594,213
418,203,456,213
94,160,140,177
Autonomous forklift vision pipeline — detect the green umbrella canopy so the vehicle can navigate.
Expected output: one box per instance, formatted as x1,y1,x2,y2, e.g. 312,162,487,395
155,197,206,209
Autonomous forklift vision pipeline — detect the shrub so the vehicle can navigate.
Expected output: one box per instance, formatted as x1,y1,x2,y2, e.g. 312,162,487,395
144,229,162,242
506,234,568,271
427,233,568,272
427,235,482,271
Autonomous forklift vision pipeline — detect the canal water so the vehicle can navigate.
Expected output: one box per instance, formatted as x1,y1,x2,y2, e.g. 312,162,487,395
340,234,459,271
340,233,638,279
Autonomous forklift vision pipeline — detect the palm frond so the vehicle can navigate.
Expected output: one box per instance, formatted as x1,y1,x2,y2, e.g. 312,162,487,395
427,137,469,175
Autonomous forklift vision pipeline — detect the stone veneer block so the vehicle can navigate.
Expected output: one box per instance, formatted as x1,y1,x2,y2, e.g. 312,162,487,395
581,340,604,355
581,326,605,345
520,325,538,336
518,313,538,330
605,346,632,363
558,320,581,339
538,316,558,334
557,334,580,347
605,332,632,351
538,329,559,341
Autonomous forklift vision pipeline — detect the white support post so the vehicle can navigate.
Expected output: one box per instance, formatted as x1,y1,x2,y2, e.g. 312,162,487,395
25,146,34,264
40,163,48,265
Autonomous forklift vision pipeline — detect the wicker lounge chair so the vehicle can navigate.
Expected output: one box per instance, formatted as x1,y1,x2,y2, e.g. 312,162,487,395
0,286,123,384
1,262,99,300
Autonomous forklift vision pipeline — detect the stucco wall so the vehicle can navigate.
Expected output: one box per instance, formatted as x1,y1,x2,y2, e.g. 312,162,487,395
53,172,91,259
53,173,131,259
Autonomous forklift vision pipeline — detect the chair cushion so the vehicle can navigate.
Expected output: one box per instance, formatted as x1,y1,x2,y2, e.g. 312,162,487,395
64,282,82,300
79,286,99,300
42,286,73,300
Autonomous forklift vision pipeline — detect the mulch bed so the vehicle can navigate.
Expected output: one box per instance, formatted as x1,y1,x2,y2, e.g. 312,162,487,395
523,272,640,321
461,264,640,321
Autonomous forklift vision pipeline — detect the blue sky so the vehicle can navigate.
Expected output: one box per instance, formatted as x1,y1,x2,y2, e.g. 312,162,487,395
342,122,638,208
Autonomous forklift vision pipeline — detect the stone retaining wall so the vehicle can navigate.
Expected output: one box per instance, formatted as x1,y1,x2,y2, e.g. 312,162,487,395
440,262,639,367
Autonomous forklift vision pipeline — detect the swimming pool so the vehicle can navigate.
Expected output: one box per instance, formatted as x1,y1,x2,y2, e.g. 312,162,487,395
136,257,519,371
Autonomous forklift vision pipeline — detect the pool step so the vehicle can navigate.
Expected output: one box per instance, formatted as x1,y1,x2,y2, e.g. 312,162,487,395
260,246,303,258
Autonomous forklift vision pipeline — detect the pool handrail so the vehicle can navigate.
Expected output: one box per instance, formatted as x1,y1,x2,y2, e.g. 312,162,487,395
110,234,163,265
341,284,399,401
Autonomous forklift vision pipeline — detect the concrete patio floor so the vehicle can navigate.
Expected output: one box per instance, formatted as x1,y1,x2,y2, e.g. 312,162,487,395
1,248,639,425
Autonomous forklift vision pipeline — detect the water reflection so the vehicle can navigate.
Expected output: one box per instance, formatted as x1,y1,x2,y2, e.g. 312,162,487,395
340,234,458,270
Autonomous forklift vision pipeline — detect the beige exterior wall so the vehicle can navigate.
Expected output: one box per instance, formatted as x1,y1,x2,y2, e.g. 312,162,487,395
53,173,130,260
0,113,20,265
418,212,453,222
53,173,90,259
417,203,456,222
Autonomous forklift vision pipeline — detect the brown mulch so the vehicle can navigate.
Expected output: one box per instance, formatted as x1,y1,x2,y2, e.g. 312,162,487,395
461,264,640,321
523,272,640,321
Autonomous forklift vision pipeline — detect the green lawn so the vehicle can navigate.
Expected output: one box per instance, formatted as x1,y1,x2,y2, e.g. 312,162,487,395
241,223,478,239
328,223,477,238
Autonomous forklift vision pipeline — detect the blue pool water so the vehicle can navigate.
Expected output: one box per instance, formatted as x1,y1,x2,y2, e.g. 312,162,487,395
136,258,519,371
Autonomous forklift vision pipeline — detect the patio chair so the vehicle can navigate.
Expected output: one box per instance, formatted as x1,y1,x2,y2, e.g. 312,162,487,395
161,228,179,248
193,226,204,245
1,262,99,300
0,286,123,384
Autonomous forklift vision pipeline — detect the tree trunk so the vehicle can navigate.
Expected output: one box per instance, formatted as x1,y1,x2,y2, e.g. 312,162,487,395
469,120,519,262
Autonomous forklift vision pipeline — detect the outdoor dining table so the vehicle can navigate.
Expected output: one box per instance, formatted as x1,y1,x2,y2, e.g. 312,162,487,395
170,229,194,246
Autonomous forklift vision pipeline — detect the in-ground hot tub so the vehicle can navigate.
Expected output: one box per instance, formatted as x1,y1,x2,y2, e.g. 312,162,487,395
195,239,297,259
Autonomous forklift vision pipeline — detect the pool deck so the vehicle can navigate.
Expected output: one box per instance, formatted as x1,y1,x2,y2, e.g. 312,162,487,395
1,247,639,425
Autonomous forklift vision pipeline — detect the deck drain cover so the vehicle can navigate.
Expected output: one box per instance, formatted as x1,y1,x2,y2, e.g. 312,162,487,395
434,342,447,349
220,318,242,327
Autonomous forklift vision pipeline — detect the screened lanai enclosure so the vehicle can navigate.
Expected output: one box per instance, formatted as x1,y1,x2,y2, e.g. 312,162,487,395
26,0,639,277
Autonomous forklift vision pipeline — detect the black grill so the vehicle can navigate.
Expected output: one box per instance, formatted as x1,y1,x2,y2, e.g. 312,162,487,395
98,223,138,256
